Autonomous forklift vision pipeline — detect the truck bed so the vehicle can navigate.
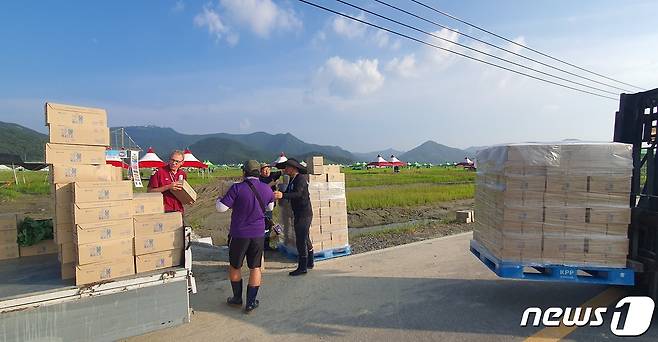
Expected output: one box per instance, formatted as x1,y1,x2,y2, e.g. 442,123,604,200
0,255,190,342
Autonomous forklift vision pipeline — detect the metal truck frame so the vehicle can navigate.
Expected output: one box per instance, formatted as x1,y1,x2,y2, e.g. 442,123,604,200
614,87,658,300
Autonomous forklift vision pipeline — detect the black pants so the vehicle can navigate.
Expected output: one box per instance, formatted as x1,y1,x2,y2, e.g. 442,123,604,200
294,215,313,258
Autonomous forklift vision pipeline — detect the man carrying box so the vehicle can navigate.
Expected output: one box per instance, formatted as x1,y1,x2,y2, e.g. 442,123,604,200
147,150,188,213
216,160,275,314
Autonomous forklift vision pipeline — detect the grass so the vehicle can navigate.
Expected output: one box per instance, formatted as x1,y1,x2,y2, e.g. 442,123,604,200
0,170,50,201
0,166,477,210
344,167,475,188
347,183,475,210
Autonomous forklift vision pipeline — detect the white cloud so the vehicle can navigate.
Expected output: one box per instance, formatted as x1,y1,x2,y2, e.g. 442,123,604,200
239,118,251,131
332,13,367,39
194,6,230,42
426,28,461,64
220,0,302,38
313,56,385,97
172,0,185,13
386,54,417,78
508,36,526,54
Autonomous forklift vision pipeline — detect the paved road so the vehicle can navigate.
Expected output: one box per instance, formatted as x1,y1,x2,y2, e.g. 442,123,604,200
129,232,658,341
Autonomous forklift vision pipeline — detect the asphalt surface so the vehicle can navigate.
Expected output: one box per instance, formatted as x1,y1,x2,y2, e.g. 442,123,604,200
129,232,658,341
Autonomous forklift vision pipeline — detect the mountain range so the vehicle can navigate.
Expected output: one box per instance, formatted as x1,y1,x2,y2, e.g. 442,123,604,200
0,122,477,164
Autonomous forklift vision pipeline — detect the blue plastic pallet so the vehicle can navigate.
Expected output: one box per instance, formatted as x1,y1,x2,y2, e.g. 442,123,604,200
469,239,634,286
278,244,352,261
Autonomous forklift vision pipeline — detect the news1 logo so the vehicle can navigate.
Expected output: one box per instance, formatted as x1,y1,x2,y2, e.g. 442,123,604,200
520,296,655,336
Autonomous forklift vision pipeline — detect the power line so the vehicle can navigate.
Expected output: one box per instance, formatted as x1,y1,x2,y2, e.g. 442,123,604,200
410,0,646,91
333,0,620,96
373,0,633,93
297,0,617,101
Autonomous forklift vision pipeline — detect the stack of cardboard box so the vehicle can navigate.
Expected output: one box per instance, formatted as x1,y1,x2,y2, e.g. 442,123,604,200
133,195,184,273
45,103,116,280
474,143,632,268
0,213,19,260
72,180,136,284
280,156,349,252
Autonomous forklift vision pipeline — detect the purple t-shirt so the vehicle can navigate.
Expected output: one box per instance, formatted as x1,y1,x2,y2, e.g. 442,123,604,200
220,178,275,238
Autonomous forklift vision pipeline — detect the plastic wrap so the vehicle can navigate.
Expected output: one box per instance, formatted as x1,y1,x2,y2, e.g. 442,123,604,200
473,142,632,268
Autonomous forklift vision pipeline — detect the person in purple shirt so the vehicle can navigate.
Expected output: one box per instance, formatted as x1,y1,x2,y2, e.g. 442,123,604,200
216,160,274,314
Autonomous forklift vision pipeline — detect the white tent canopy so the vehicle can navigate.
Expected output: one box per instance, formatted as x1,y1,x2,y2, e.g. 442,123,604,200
140,147,164,163
273,152,288,165
389,155,401,163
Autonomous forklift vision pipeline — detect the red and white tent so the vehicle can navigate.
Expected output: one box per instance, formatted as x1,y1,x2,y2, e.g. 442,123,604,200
367,155,393,168
106,149,129,169
388,155,407,167
138,147,165,168
456,157,474,167
182,149,208,169
272,152,288,166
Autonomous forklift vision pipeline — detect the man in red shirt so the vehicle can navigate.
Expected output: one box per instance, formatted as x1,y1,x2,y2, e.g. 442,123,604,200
147,150,188,213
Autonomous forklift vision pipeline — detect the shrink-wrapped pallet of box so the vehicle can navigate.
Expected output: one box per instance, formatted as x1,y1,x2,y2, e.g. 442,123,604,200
473,142,632,268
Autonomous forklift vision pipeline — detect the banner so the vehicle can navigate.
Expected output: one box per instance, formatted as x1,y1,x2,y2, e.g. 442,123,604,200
130,150,142,188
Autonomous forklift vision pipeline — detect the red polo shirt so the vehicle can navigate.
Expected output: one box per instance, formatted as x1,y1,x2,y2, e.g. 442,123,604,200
148,165,187,213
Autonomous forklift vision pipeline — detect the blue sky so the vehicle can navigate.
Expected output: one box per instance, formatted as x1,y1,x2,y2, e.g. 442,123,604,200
1,0,657,152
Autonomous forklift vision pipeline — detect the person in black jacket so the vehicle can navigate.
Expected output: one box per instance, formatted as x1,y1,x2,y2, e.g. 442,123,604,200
259,163,281,251
273,158,314,276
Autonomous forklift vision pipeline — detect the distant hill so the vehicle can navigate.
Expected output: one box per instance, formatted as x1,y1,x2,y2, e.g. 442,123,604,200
463,145,490,157
118,126,357,164
188,137,270,164
352,148,406,162
0,121,48,162
400,140,468,164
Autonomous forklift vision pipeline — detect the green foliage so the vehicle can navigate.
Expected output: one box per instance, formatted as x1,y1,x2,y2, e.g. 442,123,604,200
17,217,53,246
0,170,50,201
0,122,48,162
347,183,475,210
344,167,475,188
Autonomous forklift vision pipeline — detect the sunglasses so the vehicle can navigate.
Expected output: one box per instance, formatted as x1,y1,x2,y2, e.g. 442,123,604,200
171,159,183,164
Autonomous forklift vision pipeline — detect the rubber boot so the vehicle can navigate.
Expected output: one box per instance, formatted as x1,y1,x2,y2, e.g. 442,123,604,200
289,256,308,276
307,250,315,269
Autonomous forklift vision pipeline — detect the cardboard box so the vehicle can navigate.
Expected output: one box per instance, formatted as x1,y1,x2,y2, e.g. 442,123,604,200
73,201,133,225
309,174,326,183
306,156,324,167
58,242,76,264
546,175,588,193
73,181,133,203
544,207,586,223
134,228,185,255
52,183,73,204
54,203,73,226
135,249,183,273
0,213,17,231
587,208,631,224
48,124,110,146
76,237,134,265
132,193,164,216
44,102,108,127
588,176,631,194
61,262,75,280
502,207,543,222
75,256,135,285
54,222,74,244
171,179,197,204
19,239,58,257
327,173,345,183
45,143,106,165
74,219,134,245
0,229,17,245
0,243,19,260
330,215,348,225
51,164,119,184
506,176,546,191
133,212,183,236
